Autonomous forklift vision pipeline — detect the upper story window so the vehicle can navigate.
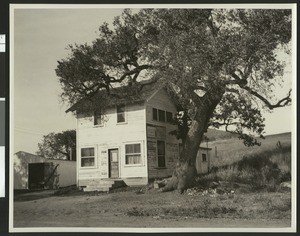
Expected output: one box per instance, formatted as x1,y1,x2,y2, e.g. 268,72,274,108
94,110,102,126
158,109,166,122
117,104,126,123
166,111,173,123
152,108,158,121
152,107,172,123
81,147,95,167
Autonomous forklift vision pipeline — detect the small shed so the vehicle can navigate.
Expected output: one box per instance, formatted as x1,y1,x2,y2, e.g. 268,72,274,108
195,146,212,174
14,151,76,190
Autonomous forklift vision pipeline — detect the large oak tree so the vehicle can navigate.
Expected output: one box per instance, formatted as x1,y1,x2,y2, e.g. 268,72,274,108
56,9,292,192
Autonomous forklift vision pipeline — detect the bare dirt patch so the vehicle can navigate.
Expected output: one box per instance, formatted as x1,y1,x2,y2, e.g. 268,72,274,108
13,188,291,229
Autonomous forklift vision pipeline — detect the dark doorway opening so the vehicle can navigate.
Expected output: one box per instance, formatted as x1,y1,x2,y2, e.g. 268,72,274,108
108,149,119,178
28,162,58,189
28,163,44,189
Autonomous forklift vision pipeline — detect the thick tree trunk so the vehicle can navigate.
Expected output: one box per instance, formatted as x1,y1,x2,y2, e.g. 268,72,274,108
162,89,224,193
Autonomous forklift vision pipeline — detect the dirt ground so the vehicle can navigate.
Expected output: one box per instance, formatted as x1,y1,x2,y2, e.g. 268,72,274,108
13,188,291,229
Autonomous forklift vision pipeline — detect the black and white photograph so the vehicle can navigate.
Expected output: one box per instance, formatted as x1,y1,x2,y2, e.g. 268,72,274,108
9,4,296,233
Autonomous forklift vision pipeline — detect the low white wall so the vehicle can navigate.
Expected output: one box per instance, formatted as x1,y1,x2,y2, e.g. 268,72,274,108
14,151,77,189
46,159,76,187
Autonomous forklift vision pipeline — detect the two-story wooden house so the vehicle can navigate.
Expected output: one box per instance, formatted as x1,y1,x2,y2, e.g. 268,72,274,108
67,81,212,191
66,81,183,191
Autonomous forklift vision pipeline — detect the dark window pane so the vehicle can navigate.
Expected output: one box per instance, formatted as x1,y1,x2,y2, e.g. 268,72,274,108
157,141,165,155
125,144,133,154
126,144,141,154
157,140,166,167
202,153,207,162
94,111,102,125
81,148,94,157
153,108,158,121
81,158,95,167
158,156,166,168
117,105,125,123
117,113,125,123
166,112,173,123
133,144,141,153
117,104,125,113
158,109,165,122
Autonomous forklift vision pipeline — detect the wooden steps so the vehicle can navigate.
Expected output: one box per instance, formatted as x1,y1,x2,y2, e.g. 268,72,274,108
82,179,126,192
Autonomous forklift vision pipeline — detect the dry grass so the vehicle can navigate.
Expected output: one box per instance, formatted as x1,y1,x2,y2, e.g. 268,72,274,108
209,132,291,167
14,188,291,227
126,191,290,220
199,145,291,192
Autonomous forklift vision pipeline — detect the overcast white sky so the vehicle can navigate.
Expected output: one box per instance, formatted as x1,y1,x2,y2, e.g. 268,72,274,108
12,6,294,154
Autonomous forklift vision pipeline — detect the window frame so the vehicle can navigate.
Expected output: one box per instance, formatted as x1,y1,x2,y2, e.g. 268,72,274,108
116,104,126,124
157,140,166,168
93,110,103,126
80,146,97,168
152,107,173,124
124,142,143,166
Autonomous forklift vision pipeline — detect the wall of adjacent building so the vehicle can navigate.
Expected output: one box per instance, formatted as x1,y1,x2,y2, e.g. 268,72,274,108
195,148,212,174
145,89,180,179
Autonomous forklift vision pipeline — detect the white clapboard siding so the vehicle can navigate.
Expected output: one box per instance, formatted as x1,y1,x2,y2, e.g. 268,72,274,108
76,103,148,183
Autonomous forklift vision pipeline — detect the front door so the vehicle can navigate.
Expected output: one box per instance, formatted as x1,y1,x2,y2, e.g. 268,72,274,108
108,149,119,178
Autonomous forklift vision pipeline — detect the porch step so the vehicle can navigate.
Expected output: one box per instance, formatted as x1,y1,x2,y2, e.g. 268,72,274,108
82,179,127,192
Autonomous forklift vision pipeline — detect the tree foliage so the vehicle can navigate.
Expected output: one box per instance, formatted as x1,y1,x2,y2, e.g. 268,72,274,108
37,130,76,161
56,8,292,146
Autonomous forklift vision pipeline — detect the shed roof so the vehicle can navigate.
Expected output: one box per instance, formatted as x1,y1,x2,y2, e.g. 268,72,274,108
14,151,46,160
14,151,75,162
66,79,181,113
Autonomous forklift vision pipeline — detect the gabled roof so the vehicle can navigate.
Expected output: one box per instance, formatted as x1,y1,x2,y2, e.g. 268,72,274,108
66,79,181,113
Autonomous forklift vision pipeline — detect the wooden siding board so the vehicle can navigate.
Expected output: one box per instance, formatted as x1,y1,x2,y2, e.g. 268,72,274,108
77,103,148,185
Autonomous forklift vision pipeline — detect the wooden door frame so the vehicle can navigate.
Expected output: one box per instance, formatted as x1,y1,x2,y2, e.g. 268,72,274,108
108,148,119,178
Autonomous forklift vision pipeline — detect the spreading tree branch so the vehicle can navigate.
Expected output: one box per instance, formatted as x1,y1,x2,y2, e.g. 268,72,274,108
241,86,292,110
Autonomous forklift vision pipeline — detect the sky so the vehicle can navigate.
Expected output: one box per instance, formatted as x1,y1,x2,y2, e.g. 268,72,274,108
12,6,295,154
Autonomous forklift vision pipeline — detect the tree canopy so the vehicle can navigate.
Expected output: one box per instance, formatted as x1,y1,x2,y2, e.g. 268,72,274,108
37,130,76,161
56,8,292,146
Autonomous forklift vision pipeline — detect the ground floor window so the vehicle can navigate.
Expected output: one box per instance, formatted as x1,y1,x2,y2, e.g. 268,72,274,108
157,140,166,168
125,143,141,165
81,147,95,167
